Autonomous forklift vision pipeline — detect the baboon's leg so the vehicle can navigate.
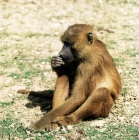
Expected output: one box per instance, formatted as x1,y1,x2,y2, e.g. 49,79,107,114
52,75,69,110
53,87,114,126
27,88,87,131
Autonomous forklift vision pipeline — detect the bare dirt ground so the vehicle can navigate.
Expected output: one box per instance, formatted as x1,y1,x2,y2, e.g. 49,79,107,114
0,0,139,139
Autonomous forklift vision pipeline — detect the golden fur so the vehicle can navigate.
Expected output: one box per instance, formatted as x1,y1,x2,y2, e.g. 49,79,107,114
17,24,121,131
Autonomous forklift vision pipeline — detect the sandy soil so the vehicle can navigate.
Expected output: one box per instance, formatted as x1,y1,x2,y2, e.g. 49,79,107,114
0,0,139,139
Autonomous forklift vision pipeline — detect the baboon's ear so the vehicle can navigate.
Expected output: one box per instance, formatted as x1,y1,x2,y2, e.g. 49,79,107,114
87,32,93,44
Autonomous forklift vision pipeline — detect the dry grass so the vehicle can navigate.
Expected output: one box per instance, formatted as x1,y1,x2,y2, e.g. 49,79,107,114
0,0,139,139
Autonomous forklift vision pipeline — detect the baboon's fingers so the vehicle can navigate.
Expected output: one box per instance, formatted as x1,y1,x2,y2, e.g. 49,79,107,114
17,89,30,94
51,56,64,67
51,63,63,67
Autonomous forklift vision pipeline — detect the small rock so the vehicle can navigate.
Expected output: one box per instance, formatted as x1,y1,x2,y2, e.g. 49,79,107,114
26,130,31,135
117,116,125,121
90,120,106,127
9,94,13,98
67,125,73,130
61,126,67,133
14,111,18,115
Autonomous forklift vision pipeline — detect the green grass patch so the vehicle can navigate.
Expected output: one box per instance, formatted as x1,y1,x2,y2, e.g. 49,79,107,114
9,73,22,79
0,46,8,52
0,60,16,68
0,114,27,140
0,30,9,38
114,58,125,66
121,86,130,96
33,131,55,140
9,59,43,79
86,124,139,140
39,56,52,63
125,49,139,57
25,32,51,38
9,69,42,80
107,40,118,49
0,101,14,108
109,40,117,45
0,114,55,140
122,37,134,41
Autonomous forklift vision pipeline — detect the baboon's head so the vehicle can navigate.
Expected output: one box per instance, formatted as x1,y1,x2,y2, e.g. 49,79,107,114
59,24,97,64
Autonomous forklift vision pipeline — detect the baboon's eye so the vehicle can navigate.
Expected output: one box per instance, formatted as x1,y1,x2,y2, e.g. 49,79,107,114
87,32,93,44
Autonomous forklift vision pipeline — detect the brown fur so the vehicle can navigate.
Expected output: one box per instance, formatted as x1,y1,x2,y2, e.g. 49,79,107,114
17,24,121,131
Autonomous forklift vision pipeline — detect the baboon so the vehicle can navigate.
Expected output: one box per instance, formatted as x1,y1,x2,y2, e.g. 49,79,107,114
17,24,121,131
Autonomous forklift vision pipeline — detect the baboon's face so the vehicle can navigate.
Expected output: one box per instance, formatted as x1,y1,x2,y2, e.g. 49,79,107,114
59,42,75,64
59,24,94,64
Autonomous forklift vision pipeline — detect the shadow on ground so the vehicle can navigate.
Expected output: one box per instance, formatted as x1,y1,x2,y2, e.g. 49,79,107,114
25,90,53,112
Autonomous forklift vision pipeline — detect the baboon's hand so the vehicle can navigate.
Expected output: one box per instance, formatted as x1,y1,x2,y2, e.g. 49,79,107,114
51,56,64,68
27,122,59,132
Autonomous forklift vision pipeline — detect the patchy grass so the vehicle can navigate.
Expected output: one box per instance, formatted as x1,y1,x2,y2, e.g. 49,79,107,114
25,33,52,38
86,124,139,140
1,116,138,140
0,101,14,108
0,0,139,139
0,114,27,140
